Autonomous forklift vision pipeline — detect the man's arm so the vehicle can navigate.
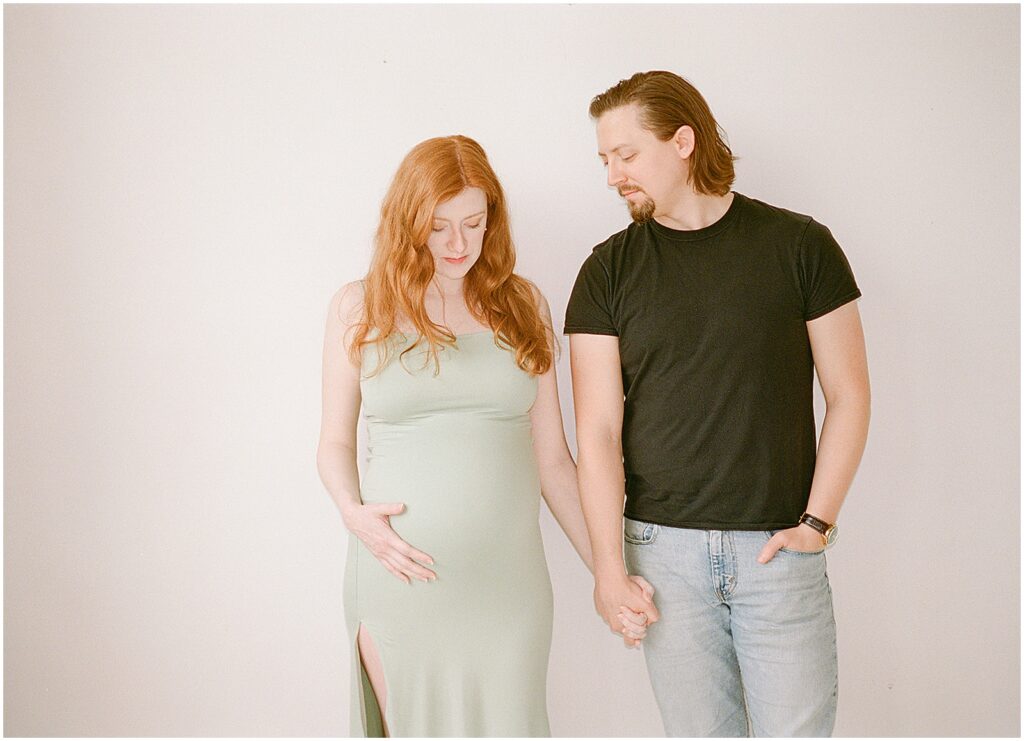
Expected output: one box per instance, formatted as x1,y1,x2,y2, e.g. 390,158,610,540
758,301,870,561
570,334,660,632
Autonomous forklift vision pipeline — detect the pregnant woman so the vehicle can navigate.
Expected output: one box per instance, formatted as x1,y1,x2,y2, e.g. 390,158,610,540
316,135,655,737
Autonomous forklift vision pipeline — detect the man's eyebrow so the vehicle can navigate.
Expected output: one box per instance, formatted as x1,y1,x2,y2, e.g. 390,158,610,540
433,210,487,222
597,145,629,157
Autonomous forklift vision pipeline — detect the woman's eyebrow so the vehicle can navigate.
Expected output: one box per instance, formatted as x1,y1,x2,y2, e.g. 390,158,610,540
434,210,487,223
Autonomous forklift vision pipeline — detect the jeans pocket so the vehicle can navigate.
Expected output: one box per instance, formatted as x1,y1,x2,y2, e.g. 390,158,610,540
764,529,825,556
624,518,659,545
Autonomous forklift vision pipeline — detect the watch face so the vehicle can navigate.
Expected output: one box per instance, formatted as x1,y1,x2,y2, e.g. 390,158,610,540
825,525,839,546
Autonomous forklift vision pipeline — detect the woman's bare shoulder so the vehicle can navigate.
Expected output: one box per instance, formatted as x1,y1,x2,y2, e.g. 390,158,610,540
327,280,366,329
518,276,551,318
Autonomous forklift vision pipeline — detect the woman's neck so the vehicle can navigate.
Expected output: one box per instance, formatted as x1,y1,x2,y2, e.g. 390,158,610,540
427,276,465,301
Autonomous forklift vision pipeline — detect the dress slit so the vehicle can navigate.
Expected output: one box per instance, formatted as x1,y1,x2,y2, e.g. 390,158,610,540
353,624,386,737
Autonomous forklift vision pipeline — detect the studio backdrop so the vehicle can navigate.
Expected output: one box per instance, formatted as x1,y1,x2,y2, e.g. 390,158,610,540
4,3,1019,737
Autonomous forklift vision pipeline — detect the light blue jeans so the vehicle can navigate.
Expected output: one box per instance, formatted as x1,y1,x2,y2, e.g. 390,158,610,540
623,519,838,737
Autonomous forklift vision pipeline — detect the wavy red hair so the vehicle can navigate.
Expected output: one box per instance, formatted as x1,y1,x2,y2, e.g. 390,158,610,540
350,135,552,376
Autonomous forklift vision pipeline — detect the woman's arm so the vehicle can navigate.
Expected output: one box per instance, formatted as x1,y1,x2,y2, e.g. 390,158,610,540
316,281,436,583
529,290,594,570
528,288,654,644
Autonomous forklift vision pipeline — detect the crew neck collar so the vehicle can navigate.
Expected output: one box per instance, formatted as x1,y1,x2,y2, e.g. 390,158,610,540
646,191,743,242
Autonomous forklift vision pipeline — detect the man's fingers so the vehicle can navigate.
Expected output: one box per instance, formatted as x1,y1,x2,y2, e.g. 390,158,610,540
624,580,659,623
757,535,783,564
630,575,656,602
373,501,406,516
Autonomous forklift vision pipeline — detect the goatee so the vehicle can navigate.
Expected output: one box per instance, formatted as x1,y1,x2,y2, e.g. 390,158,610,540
628,198,656,224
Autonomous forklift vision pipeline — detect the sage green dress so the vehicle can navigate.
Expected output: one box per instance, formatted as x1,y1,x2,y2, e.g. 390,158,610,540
344,331,554,737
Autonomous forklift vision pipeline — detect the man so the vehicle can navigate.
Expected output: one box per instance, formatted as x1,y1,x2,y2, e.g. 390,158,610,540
565,71,870,737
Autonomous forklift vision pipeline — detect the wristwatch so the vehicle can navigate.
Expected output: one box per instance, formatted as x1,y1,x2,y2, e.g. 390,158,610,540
798,512,839,548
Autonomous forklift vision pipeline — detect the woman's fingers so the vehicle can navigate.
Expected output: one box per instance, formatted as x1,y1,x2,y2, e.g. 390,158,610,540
623,632,644,647
618,607,649,642
396,540,435,569
372,501,406,517
355,502,438,583
379,556,410,584
373,504,435,568
391,552,436,582
387,536,435,580
618,606,648,628
618,620,647,640
373,541,435,582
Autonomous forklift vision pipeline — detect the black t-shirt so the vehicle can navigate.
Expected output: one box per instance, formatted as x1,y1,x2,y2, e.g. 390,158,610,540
564,192,861,530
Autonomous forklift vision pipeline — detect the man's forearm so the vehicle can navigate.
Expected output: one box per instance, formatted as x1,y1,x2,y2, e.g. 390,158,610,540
805,393,870,523
577,437,627,577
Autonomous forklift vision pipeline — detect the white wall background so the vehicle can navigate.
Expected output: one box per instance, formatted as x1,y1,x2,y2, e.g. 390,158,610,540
4,4,1019,737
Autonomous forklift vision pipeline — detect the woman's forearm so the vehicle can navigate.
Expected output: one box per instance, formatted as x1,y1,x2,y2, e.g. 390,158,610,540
540,457,595,573
316,440,363,519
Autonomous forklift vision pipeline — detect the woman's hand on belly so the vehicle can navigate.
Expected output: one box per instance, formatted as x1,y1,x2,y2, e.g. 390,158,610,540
342,501,437,584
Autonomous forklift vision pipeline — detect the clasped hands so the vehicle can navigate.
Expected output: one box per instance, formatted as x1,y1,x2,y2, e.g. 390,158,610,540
595,572,660,648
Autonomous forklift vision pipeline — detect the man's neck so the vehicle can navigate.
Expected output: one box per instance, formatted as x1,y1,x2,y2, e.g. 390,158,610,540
653,190,734,231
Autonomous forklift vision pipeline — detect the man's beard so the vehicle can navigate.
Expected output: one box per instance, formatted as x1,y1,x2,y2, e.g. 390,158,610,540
627,196,656,224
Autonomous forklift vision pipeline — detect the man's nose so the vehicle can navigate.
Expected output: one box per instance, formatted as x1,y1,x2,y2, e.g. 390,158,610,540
607,161,625,187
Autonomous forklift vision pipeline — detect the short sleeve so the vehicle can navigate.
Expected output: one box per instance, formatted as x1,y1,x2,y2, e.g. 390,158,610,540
564,252,618,335
799,219,862,321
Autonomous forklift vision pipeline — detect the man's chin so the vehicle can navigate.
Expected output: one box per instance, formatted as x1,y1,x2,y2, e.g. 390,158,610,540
628,199,656,224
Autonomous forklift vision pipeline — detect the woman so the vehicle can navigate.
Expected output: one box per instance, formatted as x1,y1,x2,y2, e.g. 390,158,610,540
317,135,654,737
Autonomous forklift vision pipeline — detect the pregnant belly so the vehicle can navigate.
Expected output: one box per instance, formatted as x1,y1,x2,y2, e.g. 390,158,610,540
360,422,541,565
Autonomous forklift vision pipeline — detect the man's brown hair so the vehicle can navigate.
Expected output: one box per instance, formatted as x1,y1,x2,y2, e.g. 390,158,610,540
590,71,736,196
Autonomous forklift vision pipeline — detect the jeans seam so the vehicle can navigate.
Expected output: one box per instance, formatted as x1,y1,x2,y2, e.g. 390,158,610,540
705,531,721,603
723,531,737,600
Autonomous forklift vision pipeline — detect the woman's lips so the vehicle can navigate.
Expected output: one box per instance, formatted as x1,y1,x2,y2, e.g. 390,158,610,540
444,256,468,264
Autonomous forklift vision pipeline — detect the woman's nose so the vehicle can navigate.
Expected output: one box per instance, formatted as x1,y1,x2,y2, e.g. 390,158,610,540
448,228,468,254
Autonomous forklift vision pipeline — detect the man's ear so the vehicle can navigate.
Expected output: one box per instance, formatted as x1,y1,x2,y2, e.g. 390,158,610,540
673,125,695,160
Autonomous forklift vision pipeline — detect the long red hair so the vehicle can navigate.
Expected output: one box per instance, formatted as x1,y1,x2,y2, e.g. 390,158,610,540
350,135,552,376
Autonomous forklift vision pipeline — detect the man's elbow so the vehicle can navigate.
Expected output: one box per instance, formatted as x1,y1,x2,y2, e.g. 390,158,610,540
824,381,871,419
576,428,623,460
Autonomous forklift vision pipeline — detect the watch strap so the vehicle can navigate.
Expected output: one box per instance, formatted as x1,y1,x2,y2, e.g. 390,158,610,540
798,512,832,534
798,512,836,547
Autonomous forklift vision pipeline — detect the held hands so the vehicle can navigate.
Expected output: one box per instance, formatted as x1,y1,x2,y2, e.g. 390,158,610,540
620,575,657,648
757,523,826,563
342,501,437,584
595,573,660,649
